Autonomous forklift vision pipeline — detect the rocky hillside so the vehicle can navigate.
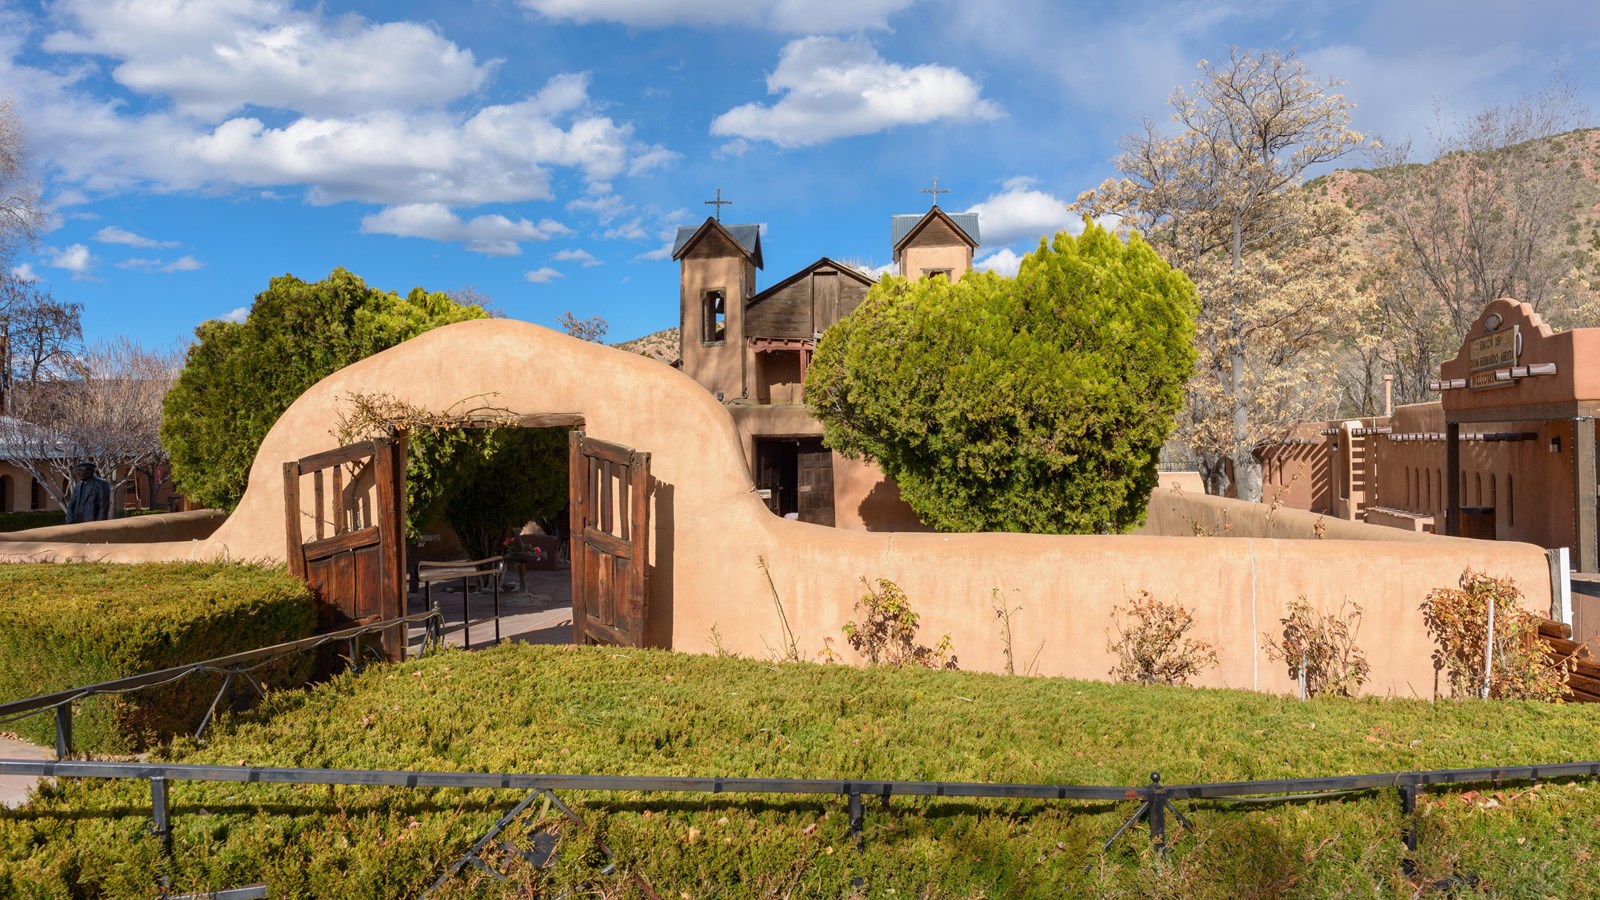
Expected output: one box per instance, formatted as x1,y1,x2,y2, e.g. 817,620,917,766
613,326,679,366
1311,126,1600,306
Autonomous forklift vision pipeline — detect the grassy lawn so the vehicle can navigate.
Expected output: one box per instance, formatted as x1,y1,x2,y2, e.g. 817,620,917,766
5,642,1600,897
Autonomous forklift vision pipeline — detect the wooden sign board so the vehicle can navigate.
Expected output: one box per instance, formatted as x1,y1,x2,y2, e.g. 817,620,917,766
1468,326,1519,372
1467,325,1519,390
1469,370,1512,390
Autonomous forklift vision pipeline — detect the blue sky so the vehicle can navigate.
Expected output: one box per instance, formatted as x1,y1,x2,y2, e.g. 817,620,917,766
2,0,1597,347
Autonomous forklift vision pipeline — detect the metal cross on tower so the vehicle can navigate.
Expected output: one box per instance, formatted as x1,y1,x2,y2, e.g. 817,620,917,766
921,177,949,207
704,188,732,221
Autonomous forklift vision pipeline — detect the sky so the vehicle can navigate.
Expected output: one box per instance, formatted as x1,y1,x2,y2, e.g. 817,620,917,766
1,0,1598,348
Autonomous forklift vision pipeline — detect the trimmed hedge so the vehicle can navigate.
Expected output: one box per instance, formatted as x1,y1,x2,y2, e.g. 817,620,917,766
0,510,65,532
8,644,1600,897
0,562,316,753
0,508,173,533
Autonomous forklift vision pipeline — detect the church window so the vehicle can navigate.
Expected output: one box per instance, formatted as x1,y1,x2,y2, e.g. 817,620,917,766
702,289,726,345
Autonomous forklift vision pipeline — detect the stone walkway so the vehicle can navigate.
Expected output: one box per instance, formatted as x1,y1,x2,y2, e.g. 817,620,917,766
0,735,52,808
0,564,579,810
405,564,575,651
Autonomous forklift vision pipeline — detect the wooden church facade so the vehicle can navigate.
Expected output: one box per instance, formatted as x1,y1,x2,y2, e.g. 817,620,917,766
672,204,980,530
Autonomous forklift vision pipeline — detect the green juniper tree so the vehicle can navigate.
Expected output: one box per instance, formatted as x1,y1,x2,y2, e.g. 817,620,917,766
163,269,491,513
804,222,1197,533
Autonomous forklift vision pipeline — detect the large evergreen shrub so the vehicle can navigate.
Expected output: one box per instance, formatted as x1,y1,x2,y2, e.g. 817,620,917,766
161,269,489,512
805,222,1197,533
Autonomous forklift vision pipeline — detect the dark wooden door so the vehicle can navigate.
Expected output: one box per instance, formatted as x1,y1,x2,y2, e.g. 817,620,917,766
754,438,798,516
569,433,652,647
797,440,835,526
283,437,406,661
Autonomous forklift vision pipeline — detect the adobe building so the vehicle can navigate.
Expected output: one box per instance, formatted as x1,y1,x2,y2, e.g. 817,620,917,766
670,199,980,531
1258,298,1600,574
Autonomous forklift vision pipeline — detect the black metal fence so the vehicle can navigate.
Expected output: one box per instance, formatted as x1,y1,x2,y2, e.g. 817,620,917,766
0,609,448,758
3,612,1599,894
1,754,1596,896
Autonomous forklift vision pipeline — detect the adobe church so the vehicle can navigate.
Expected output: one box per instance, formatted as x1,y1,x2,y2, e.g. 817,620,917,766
670,190,981,530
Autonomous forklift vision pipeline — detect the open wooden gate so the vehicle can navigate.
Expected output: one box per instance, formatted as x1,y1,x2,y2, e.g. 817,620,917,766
568,432,651,647
283,436,407,660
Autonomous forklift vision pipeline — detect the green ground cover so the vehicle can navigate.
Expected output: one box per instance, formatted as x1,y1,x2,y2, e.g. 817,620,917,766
0,562,315,753
4,642,1600,897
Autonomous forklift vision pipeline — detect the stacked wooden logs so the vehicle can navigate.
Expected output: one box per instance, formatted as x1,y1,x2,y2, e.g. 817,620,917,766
1538,619,1600,703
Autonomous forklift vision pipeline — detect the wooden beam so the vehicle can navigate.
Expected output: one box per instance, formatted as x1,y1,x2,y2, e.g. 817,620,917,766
1576,417,1598,573
372,436,402,662
1445,422,1461,537
282,461,304,578
568,430,587,646
1446,400,1600,425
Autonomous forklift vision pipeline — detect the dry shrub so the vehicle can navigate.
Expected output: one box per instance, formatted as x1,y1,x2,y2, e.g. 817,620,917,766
843,578,957,670
1106,590,1218,686
1421,569,1570,701
1262,598,1370,698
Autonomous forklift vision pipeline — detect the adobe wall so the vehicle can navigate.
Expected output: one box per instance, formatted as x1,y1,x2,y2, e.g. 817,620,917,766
726,404,926,532
0,320,1552,697
1139,486,1442,543
679,250,751,401
1258,423,1334,513
0,509,226,545
899,244,971,281
1372,401,1573,548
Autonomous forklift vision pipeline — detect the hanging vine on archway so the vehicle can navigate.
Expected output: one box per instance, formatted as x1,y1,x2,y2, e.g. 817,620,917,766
334,391,568,554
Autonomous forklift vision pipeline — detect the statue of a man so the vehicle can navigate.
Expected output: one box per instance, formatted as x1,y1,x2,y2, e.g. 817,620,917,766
64,461,111,524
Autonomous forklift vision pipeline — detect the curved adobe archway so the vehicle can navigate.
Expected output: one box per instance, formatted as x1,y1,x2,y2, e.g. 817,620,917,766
0,319,1554,692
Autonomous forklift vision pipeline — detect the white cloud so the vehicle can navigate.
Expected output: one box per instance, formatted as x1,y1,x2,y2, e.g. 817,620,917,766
635,242,674,261
219,306,250,324
524,266,563,283
95,225,179,248
552,248,602,267
713,138,750,159
710,37,1001,147
965,178,1081,247
522,0,916,32
116,254,206,272
42,0,493,118
3,26,666,209
47,243,94,277
628,145,680,175
604,218,650,241
566,191,630,224
361,204,571,255
10,263,38,282
974,248,1023,277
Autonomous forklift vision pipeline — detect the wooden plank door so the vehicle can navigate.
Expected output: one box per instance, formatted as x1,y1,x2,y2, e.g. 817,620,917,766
796,440,835,526
568,432,652,647
283,436,407,661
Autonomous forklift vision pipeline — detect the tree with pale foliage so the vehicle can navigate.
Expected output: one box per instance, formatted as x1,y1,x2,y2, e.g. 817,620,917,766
1076,48,1374,500
558,311,608,343
0,92,43,258
3,338,181,511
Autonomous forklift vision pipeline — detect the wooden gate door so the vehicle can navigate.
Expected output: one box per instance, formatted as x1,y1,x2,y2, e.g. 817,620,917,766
797,440,835,526
283,436,407,661
568,432,652,647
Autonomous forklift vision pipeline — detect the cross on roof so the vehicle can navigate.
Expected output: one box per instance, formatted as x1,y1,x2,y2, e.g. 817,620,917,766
921,177,949,207
704,188,733,221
